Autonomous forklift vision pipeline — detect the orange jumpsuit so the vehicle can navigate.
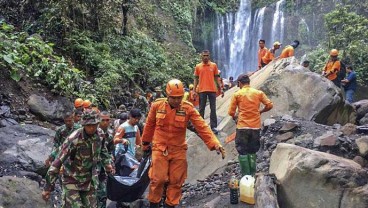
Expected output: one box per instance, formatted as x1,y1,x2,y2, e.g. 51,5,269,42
279,45,294,58
141,98,221,206
323,60,340,81
228,85,273,129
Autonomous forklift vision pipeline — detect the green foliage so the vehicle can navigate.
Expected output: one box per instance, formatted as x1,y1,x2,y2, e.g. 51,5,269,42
324,6,368,84
0,20,84,95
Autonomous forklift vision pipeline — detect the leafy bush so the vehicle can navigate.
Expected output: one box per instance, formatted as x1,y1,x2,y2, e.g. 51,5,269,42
0,20,84,96
308,6,368,85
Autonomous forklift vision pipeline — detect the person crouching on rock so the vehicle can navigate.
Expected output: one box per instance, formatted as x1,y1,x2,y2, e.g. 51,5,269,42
42,110,114,207
228,74,273,176
141,79,226,208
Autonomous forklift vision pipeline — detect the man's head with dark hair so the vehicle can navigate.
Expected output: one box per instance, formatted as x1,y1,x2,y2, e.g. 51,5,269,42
237,74,250,85
201,50,210,63
99,111,111,130
130,108,142,119
302,60,310,67
346,65,353,72
73,109,83,123
128,108,142,126
63,111,74,128
292,40,300,48
259,39,266,49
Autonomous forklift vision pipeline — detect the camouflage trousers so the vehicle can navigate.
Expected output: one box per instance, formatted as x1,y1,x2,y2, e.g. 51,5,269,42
97,174,108,208
61,185,96,208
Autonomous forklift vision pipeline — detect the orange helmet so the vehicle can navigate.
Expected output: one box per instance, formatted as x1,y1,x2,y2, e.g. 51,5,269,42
74,98,84,108
83,99,92,108
330,49,339,56
166,79,184,97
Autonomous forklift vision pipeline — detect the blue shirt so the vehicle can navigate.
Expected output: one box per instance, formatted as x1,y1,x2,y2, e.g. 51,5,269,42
114,121,139,157
344,71,357,91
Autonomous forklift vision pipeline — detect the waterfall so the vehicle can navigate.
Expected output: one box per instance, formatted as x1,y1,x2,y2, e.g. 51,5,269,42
211,0,285,78
270,0,285,45
300,18,311,46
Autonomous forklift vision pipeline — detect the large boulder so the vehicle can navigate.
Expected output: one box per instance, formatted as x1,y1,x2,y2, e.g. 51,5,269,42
270,143,368,208
0,124,54,175
0,176,48,208
27,94,73,123
353,99,368,121
185,58,356,183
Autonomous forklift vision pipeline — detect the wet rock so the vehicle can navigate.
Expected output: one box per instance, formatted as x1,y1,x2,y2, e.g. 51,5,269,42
276,132,294,142
340,123,357,136
0,176,48,208
281,115,294,121
27,94,73,123
356,136,368,156
293,133,314,148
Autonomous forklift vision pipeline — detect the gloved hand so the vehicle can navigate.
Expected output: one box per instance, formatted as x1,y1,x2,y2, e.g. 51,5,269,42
215,145,226,159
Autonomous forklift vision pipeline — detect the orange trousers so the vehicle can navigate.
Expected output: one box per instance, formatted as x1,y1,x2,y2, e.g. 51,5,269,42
148,149,187,206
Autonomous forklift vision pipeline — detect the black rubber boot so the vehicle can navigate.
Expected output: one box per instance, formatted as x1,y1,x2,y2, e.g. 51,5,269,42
149,202,159,208
164,204,175,208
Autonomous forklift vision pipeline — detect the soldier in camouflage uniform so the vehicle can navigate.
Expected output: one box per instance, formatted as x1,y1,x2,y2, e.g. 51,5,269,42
42,110,114,208
97,111,114,208
45,112,81,167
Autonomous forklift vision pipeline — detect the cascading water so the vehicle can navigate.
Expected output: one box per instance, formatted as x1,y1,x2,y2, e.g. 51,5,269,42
212,0,286,78
270,0,285,46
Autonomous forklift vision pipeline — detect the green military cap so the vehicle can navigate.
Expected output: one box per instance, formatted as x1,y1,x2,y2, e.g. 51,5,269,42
81,110,100,125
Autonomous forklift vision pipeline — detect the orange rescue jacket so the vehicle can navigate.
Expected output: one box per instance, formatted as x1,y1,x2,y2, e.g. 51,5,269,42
228,85,273,129
141,98,220,152
279,45,294,58
323,60,340,81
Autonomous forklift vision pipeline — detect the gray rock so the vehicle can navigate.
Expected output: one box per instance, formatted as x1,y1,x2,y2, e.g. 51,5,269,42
0,176,48,208
0,118,18,127
263,118,276,127
353,156,366,167
0,124,54,175
27,94,73,123
359,113,368,125
0,105,11,117
356,136,368,156
314,132,337,147
281,115,294,121
270,143,368,208
353,99,368,120
276,132,294,142
279,122,298,133
340,123,357,136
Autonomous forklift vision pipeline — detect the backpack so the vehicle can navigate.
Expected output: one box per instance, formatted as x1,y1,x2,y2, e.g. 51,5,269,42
337,60,346,81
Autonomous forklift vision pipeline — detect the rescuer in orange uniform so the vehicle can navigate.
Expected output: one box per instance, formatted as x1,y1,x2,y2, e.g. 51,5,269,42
258,39,268,69
322,49,341,87
228,74,273,176
188,84,199,108
279,40,300,59
141,79,226,208
262,41,282,66
74,98,84,111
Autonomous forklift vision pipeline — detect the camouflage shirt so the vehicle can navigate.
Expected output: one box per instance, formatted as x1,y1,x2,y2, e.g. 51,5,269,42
50,123,81,160
133,95,149,115
44,128,112,191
